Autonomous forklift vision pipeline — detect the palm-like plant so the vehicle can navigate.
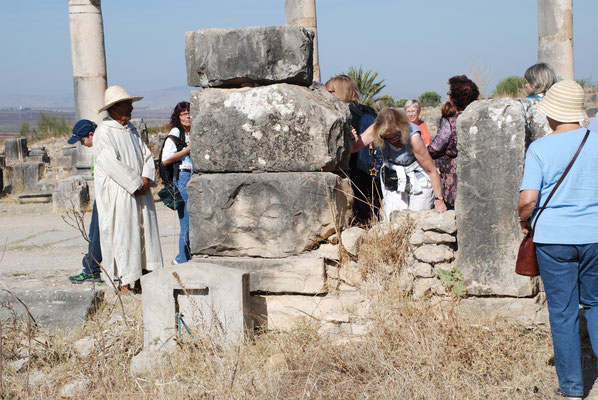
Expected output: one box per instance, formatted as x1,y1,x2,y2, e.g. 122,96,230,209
347,66,386,106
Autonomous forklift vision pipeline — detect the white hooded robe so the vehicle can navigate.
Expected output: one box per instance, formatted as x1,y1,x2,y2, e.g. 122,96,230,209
93,117,163,285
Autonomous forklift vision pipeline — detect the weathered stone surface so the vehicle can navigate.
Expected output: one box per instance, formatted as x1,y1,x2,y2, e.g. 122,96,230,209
188,172,352,257
251,292,366,330
60,378,90,398
5,162,45,193
410,228,456,246
338,261,362,287
4,138,27,161
52,176,90,213
459,295,548,325
190,84,351,172
0,288,103,331
140,262,251,354
413,245,453,264
398,210,457,234
412,278,443,299
456,99,537,296
186,26,313,88
130,118,149,146
16,192,53,204
340,227,365,256
521,98,551,142
208,256,325,294
411,262,435,278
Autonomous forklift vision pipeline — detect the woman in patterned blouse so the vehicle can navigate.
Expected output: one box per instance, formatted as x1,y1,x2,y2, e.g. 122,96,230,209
428,75,479,209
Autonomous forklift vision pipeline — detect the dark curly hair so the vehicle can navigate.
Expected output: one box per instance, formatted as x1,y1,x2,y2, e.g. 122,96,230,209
170,101,190,133
448,75,479,111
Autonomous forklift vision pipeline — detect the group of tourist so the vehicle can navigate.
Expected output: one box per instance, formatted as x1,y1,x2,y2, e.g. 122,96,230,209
63,65,598,399
326,74,479,221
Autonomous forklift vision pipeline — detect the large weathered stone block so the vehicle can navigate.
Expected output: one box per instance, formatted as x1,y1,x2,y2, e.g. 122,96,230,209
186,25,313,88
52,176,90,213
188,172,352,257
4,138,27,161
190,84,351,172
5,162,45,193
455,99,537,296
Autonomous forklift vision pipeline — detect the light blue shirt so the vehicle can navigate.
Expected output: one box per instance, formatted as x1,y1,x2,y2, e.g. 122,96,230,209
520,128,598,244
588,116,598,132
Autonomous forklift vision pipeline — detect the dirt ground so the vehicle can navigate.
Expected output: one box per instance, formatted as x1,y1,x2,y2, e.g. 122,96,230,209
0,196,181,290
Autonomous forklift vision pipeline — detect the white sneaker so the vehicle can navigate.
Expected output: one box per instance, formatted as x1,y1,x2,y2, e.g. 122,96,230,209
171,259,179,265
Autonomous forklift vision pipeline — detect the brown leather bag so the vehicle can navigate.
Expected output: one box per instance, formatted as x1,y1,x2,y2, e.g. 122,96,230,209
516,129,590,277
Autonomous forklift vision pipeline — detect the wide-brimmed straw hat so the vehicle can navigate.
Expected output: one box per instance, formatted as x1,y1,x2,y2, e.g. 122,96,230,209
98,85,143,113
536,80,585,123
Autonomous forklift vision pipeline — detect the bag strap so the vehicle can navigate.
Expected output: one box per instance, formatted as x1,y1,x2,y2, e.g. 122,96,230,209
531,129,590,234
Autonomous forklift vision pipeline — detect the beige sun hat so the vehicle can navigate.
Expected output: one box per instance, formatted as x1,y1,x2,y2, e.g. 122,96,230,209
98,85,143,113
536,79,585,123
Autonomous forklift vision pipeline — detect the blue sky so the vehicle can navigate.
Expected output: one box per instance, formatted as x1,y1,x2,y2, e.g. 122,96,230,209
1,0,596,106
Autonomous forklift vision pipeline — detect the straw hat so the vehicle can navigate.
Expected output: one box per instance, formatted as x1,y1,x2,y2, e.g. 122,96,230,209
98,85,143,113
536,80,585,123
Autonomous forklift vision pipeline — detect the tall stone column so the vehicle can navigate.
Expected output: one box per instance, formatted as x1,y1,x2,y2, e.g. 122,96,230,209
537,0,574,80
69,0,108,177
285,0,320,82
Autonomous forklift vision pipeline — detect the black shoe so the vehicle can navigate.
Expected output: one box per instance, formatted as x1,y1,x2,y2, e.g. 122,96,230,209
69,272,103,284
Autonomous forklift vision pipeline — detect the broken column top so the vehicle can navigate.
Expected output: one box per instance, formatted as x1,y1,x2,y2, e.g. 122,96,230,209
185,25,314,88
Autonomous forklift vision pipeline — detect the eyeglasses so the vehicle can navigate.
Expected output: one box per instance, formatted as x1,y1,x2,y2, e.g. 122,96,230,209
382,133,402,141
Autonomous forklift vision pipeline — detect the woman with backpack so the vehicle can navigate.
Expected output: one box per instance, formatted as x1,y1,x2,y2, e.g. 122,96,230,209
161,101,192,264
325,75,382,225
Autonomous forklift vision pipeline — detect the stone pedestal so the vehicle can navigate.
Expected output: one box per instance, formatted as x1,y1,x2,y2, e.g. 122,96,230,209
5,138,28,161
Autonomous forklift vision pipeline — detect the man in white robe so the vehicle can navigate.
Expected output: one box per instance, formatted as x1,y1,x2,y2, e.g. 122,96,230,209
94,85,163,292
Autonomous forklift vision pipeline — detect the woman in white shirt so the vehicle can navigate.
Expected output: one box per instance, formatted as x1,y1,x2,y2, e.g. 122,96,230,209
161,101,192,264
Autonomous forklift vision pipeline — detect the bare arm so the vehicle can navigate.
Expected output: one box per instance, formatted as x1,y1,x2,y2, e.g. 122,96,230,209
411,135,446,213
351,124,375,153
517,189,539,235
162,145,190,166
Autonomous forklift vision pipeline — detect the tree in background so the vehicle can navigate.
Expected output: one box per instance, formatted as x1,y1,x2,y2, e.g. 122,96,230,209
347,66,386,106
419,91,441,107
494,76,526,97
396,98,408,108
376,94,399,109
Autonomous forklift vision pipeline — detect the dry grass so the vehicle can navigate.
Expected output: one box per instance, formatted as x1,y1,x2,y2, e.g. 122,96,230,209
1,285,560,398
0,216,561,399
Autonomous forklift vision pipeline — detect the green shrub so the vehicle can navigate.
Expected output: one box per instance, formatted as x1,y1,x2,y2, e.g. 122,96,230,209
375,95,398,110
31,112,71,142
396,98,408,108
494,76,526,97
418,91,441,107
18,121,34,136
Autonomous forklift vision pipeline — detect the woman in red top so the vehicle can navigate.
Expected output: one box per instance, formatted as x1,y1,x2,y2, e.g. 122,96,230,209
404,99,431,146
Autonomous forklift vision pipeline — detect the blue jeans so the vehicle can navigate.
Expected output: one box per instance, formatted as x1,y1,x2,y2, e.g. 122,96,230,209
537,243,598,397
82,201,102,276
174,170,191,263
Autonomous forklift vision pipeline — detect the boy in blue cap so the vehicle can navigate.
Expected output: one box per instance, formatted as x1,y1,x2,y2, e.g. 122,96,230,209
67,119,103,283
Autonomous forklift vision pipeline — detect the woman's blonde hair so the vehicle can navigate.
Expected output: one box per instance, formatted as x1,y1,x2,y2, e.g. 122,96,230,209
373,108,411,149
324,75,360,103
404,99,421,112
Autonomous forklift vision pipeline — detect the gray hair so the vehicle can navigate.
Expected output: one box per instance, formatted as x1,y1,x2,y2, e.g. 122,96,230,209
404,99,421,111
524,63,557,96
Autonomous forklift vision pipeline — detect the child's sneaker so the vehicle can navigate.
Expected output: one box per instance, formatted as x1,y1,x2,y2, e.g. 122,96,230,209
69,272,103,284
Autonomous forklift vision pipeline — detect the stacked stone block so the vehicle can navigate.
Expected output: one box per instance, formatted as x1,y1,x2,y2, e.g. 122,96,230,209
182,25,356,334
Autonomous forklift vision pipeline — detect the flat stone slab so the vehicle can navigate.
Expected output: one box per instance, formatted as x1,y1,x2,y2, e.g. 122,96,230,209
459,296,548,325
190,84,351,172
188,172,353,257
16,192,52,204
186,25,313,88
207,256,326,294
0,288,104,331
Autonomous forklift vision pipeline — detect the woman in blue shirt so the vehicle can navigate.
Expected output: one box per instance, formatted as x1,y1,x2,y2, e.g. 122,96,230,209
518,80,597,399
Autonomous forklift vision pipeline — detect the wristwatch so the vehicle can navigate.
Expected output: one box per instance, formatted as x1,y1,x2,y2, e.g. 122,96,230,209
434,196,444,201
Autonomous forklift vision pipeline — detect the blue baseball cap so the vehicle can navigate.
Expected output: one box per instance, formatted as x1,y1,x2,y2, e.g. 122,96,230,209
68,119,97,144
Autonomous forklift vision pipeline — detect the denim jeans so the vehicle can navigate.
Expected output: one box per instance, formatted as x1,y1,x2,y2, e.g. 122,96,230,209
82,201,102,276
536,243,598,397
174,170,191,263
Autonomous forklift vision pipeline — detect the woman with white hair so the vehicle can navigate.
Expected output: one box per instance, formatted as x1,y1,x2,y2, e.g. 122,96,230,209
524,62,557,99
404,99,431,146
518,80,597,399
